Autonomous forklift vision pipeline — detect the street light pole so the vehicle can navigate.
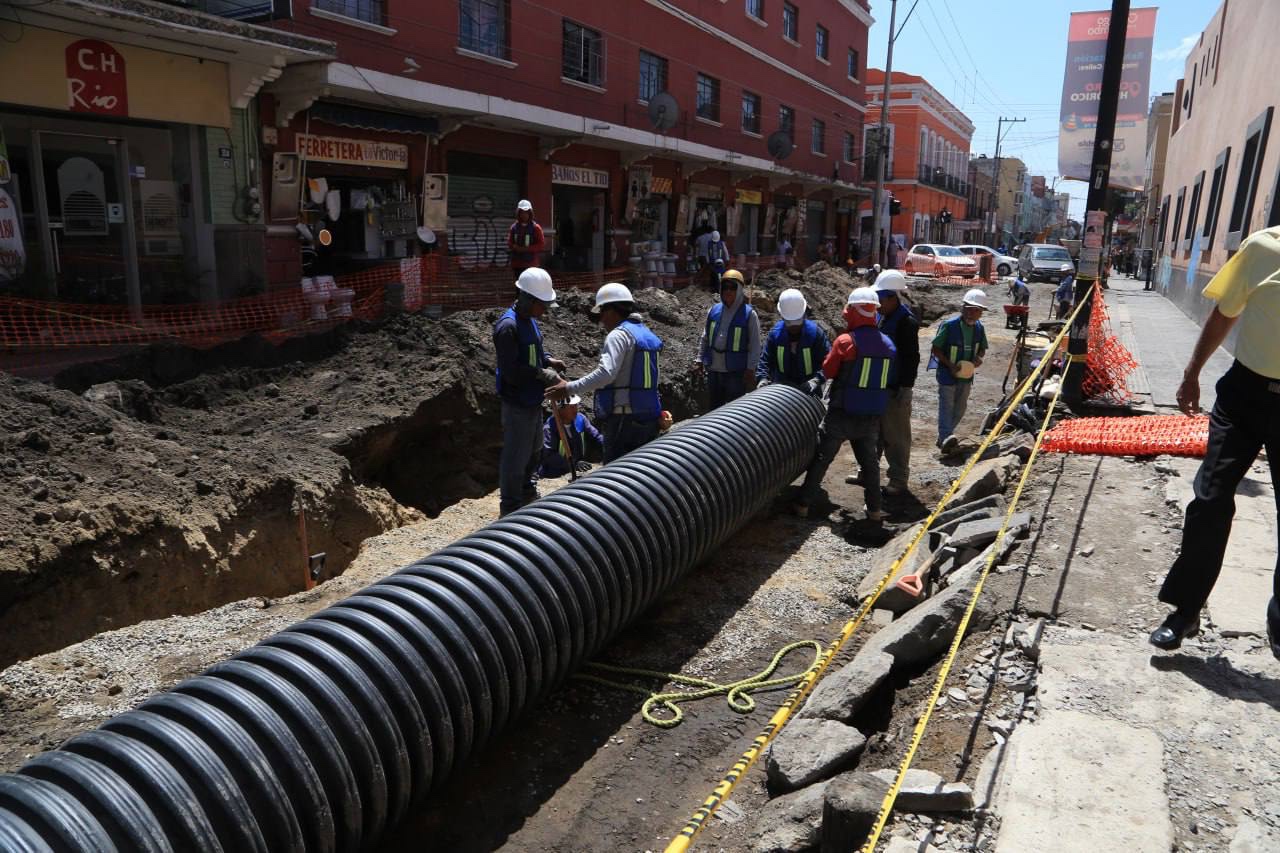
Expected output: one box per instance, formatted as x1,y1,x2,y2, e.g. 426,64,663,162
869,0,897,267
988,116,1024,248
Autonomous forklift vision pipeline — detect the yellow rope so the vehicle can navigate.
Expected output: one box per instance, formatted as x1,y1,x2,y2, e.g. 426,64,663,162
573,641,824,728
664,287,1095,853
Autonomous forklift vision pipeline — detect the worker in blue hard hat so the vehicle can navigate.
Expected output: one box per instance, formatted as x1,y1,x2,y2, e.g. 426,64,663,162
757,288,830,391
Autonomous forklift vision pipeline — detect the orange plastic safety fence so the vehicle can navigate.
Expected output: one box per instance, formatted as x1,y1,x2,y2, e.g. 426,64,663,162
1043,414,1210,457
1081,287,1138,405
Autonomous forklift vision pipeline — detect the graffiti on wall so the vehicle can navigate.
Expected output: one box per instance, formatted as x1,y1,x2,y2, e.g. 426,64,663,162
449,194,509,270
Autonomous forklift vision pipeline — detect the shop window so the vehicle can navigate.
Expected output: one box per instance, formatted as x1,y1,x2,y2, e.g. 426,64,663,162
843,132,855,164
746,0,764,21
1170,186,1186,253
638,50,668,104
1182,171,1205,252
811,119,825,155
1226,106,1273,250
815,25,829,61
779,105,795,143
314,0,384,25
782,2,798,41
741,91,762,135
459,0,509,60
562,19,604,86
1201,146,1231,251
847,48,860,80
696,74,721,122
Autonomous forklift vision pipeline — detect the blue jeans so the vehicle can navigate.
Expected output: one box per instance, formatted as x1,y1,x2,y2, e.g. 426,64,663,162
937,381,972,443
599,414,660,463
499,401,544,516
708,370,746,409
800,409,884,512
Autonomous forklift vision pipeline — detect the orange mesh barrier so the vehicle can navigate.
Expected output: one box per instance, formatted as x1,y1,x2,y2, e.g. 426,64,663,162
1043,414,1210,457
1081,287,1139,405
0,259,630,350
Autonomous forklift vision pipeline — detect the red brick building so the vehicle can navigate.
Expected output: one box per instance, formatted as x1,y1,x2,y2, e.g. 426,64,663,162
863,69,973,252
259,0,873,286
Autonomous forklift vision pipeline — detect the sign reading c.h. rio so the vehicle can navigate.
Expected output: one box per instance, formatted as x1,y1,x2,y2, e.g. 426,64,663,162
1058,8,1157,191
65,40,129,117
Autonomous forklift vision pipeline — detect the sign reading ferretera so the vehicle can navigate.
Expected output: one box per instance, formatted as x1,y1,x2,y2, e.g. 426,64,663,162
1058,8,1157,190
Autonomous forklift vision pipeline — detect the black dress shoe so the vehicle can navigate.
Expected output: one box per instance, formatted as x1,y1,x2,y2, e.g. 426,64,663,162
1149,611,1201,650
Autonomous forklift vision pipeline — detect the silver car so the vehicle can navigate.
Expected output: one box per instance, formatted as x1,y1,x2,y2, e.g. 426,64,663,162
1017,243,1076,282
956,244,1019,277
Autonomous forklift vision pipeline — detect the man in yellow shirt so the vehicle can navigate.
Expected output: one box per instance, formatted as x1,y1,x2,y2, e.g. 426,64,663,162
1151,226,1280,656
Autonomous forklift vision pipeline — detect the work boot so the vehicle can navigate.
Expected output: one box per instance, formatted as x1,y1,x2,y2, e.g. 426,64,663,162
1148,609,1201,651
883,481,909,496
866,508,888,523
940,435,961,455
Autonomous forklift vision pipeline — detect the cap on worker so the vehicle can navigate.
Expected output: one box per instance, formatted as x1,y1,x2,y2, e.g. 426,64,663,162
778,288,808,322
591,281,633,313
962,288,989,310
874,269,908,295
720,269,744,286
516,199,533,212
516,267,557,304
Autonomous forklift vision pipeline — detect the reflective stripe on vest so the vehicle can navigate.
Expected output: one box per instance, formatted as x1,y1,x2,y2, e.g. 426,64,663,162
856,357,890,389
528,344,538,366
732,327,743,352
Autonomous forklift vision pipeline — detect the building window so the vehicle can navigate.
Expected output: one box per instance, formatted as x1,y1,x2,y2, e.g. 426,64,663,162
741,91,762,135
459,0,508,59
843,131,855,163
562,20,604,86
1226,106,1274,250
1170,186,1186,252
815,25,829,60
782,2,798,41
1268,156,1280,228
1182,170,1205,251
696,73,721,122
747,0,764,20
638,50,668,103
1202,146,1232,250
847,48,860,80
1157,195,1171,248
811,119,825,155
314,0,384,25
779,105,795,143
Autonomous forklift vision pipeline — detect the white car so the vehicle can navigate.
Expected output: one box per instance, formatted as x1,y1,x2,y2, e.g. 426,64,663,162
956,245,1018,277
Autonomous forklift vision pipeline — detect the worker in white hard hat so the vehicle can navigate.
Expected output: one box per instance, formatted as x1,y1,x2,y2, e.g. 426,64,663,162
538,395,604,479
547,282,664,462
494,267,564,516
874,270,920,494
756,288,830,391
696,269,762,408
929,287,989,453
795,286,898,523
508,199,546,273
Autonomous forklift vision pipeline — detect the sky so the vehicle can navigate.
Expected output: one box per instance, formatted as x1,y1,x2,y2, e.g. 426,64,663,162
865,0,1218,220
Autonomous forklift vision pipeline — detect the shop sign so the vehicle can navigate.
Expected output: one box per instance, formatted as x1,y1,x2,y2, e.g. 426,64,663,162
735,189,763,205
552,164,609,188
297,134,409,169
0,187,25,282
65,40,129,117
688,182,723,201
650,176,673,195
626,165,653,222
0,127,10,184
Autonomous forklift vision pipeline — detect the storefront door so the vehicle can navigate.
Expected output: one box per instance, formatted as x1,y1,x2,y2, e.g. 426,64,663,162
34,131,140,311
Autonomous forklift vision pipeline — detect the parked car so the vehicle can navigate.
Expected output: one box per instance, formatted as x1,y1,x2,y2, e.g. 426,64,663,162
1018,244,1076,282
902,244,979,278
956,244,1019,277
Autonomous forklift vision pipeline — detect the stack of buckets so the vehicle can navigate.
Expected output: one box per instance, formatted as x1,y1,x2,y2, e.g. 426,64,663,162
634,241,677,289
300,276,357,320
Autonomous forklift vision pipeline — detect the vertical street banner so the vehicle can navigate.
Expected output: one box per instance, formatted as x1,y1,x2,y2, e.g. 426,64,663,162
1058,7,1157,190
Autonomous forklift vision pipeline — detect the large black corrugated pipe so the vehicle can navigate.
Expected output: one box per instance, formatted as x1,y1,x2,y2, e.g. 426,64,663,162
0,384,823,851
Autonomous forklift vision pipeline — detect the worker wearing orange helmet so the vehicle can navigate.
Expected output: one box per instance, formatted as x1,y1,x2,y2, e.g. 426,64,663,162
696,269,761,408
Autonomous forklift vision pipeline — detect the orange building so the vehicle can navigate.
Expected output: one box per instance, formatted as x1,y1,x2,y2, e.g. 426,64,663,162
863,70,974,251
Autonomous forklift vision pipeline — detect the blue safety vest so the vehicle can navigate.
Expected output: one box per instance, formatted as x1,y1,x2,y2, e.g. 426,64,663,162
767,319,822,386
837,326,897,416
557,413,589,460
596,319,663,420
706,301,755,372
929,317,985,386
879,303,914,339
494,306,547,407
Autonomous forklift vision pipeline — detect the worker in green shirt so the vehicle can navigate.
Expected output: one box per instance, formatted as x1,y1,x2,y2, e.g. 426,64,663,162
929,289,989,453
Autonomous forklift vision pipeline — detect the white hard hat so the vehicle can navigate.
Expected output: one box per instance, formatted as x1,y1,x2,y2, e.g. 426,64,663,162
591,281,634,313
517,199,533,212
516,267,557,303
711,230,721,242
778,288,808,322
873,263,882,273
874,269,908,294
962,288,989,309
566,395,582,406
848,286,881,307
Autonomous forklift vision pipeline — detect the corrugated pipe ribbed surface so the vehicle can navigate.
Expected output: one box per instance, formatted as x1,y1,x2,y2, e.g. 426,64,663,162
0,384,823,852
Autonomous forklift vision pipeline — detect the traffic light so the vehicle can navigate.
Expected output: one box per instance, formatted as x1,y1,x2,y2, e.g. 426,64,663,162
889,197,902,215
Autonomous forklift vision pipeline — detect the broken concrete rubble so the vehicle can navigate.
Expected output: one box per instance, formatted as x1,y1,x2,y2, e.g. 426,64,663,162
861,571,998,666
868,768,974,812
766,719,868,793
799,650,894,723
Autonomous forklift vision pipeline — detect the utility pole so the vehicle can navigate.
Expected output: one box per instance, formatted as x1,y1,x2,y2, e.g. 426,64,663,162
988,116,1024,247
1062,0,1130,408
869,0,897,267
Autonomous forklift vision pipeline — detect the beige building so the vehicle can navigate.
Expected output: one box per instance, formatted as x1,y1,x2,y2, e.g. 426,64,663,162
1154,0,1280,318
971,155,1026,247
1139,93,1176,258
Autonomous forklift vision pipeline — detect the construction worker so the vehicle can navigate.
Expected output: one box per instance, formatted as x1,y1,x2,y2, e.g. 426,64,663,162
494,267,564,516
538,395,603,478
875,270,920,494
1054,265,1076,319
1150,225,1280,656
757,288,830,390
931,288,989,453
795,287,897,522
508,199,546,273
546,283,663,462
696,269,761,408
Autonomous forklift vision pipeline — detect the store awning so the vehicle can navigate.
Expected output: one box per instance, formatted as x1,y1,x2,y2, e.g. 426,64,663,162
310,103,439,136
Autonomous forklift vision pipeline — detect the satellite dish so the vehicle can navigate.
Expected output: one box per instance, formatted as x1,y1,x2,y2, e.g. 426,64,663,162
648,92,680,131
767,131,794,161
